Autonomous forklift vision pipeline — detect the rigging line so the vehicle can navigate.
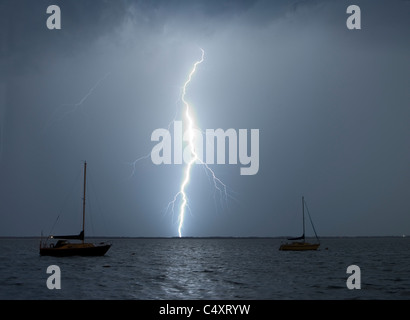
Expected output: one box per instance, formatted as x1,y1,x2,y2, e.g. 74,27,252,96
48,215,60,237
86,181,95,237
304,200,320,242
48,166,83,235
87,167,109,236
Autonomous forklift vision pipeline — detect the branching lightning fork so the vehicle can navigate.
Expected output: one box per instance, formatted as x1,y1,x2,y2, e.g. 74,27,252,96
170,48,227,237
130,49,229,237
44,72,110,132
176,49,205,237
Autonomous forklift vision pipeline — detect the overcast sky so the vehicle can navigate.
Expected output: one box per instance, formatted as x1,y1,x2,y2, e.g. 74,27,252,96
0,0,409,237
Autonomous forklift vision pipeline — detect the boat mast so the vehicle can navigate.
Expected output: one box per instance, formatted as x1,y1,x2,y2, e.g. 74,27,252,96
302,196,305,242
82,161,87,243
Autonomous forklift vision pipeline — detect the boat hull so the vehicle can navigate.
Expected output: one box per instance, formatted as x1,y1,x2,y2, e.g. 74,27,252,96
40,243,111,257
279,242,320,251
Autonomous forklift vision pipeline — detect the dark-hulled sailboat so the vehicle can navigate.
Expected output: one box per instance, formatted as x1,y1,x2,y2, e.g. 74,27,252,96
279,196,320,251
39,162,111,256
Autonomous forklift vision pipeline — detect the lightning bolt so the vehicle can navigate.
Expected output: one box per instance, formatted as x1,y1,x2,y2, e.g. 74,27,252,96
43,72,110,132
176,48,205,237
170,48,228,238
129,48,230,237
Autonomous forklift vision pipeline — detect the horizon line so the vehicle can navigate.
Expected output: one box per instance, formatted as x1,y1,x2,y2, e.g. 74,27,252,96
0,235,408,239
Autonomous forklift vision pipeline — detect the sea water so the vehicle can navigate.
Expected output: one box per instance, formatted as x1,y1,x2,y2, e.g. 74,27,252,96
1,237,410,300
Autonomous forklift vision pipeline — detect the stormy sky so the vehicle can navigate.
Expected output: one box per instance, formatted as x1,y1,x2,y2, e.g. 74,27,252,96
0,0,409,237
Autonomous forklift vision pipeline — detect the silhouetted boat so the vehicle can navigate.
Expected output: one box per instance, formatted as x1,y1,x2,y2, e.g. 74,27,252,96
279,196,320,251
39,161,111,256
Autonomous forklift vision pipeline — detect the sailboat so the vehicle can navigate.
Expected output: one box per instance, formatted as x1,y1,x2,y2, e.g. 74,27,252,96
279,196,320,251
39,161,111,256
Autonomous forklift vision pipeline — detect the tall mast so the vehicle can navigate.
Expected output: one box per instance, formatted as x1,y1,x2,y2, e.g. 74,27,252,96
82,161,87,243
302,196,305,242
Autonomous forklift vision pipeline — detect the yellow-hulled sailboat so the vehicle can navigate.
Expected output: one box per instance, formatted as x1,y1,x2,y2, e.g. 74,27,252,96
39,161,111,256
279,196,320,251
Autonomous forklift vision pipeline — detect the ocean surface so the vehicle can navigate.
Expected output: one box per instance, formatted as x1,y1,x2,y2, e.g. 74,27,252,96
1,237,410,300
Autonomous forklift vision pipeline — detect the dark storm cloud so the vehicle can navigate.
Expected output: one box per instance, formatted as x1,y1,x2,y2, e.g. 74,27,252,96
0,0,130,74
0,0,306,66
